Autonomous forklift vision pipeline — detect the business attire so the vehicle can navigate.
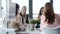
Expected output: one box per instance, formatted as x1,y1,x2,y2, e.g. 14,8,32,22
40,14,60,34
20,13,29,24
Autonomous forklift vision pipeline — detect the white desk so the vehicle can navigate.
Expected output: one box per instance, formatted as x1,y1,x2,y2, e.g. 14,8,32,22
0,28,7,34
0,28,41,34
16,29,41,34
0,28,16,34
6,28,16,34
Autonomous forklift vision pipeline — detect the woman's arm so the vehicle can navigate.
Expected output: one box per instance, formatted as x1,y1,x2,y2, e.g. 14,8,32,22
40,15,47,30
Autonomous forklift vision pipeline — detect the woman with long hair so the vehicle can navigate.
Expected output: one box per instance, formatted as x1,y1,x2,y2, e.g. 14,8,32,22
40,2,60,32
38,7,44,16
38,7,44,20
40,2,60,34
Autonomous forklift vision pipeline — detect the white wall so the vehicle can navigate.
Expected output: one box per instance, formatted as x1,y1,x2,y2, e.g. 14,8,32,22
0,0,2,18
0,0,6,26
2,0,6,18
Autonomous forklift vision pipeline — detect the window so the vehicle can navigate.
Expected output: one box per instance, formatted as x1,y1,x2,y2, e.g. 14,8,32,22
33,0,50,19
53,0,60,14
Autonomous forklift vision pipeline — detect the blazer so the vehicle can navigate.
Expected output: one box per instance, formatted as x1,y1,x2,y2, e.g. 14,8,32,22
9,14,22,29
20,13,29,24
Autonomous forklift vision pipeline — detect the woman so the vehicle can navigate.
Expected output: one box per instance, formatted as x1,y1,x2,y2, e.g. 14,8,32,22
38,7,44,16
38,7,44,19
40,2,60,33
20,6,29,24
9,3,22,30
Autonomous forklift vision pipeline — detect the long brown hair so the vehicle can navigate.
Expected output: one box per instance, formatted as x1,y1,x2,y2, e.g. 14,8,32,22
44,2,55,24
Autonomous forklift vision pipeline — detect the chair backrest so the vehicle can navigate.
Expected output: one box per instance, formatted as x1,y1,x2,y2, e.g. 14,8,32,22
41,27,60,34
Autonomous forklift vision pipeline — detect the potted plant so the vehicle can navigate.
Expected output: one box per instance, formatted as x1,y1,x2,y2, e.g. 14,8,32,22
36,19,40,28
30,19,36,30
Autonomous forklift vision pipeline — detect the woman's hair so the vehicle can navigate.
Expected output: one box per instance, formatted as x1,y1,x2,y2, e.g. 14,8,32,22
20,6,26,13
22,6,27,11
22,6,26,9
39,7,44,16
44,2,55,24
15,3,19,16
38,7,44,18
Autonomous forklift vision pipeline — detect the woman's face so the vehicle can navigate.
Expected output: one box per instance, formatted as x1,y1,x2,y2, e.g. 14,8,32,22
41,8,44,14
21,7,26,15
18,9,20,14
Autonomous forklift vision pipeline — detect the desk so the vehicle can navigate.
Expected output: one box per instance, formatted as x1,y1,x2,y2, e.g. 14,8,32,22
0,28,41,34
6,28,16,34
0,28,7,34
0,28,16,34
16,28,41,34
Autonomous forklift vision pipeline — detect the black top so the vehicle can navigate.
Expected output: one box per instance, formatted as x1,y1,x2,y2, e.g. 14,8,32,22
20,13,29,24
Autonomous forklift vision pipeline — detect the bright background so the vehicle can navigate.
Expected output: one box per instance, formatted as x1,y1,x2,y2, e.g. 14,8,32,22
0,0,60,26
12,0,60,18
12,0,29,14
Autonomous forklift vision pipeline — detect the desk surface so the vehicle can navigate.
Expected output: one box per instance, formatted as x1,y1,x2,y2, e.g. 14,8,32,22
0,28,41,34
16,28,41,34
